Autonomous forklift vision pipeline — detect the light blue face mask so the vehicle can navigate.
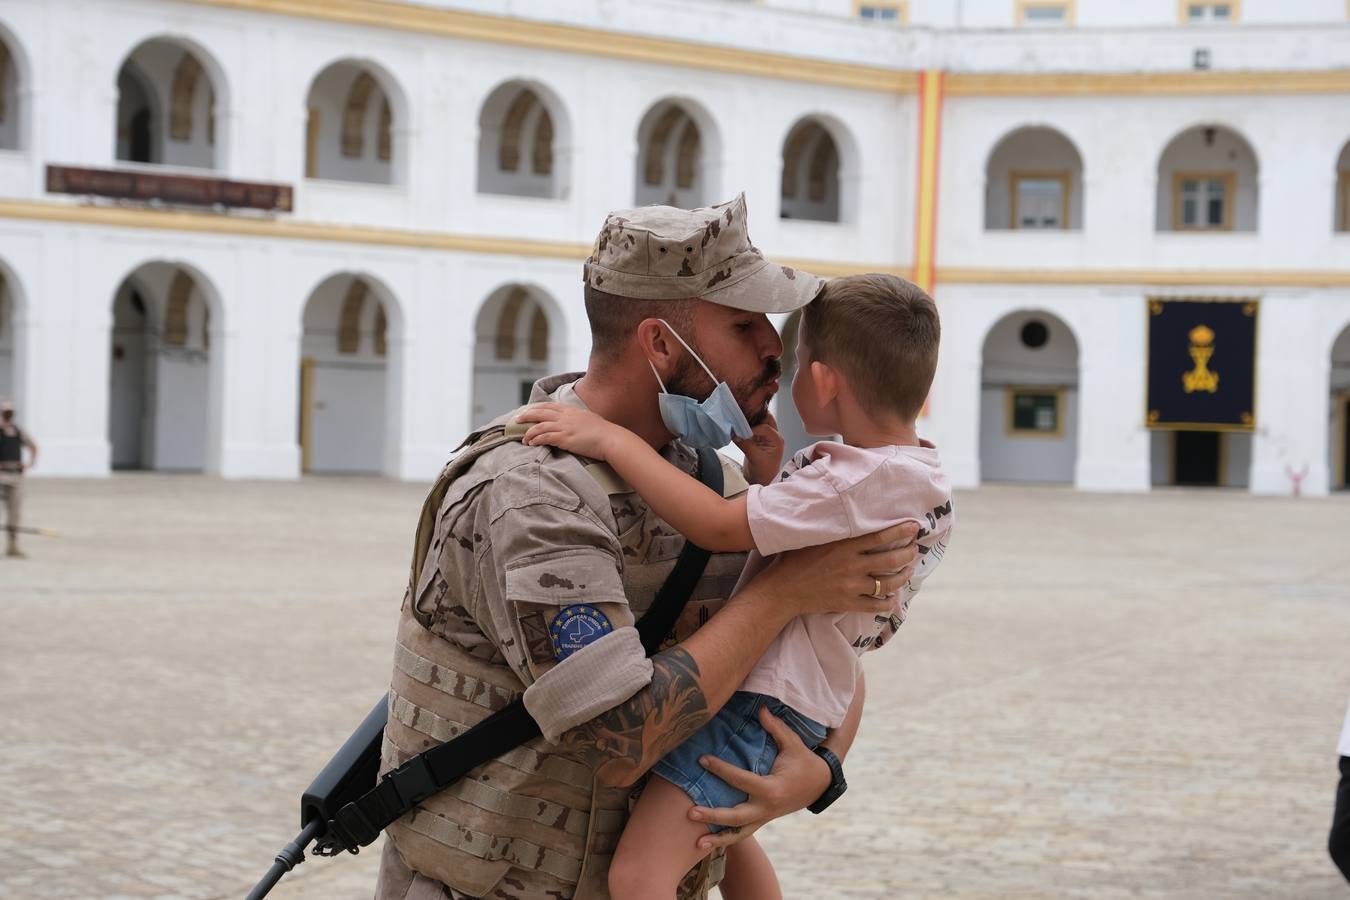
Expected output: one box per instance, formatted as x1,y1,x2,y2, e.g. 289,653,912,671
648,320,754,450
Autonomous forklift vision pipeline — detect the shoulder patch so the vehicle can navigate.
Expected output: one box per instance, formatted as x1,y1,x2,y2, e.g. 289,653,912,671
549,604,614,661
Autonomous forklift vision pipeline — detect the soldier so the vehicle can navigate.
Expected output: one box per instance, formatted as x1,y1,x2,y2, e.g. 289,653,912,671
0,400,37,558
375,194,919,900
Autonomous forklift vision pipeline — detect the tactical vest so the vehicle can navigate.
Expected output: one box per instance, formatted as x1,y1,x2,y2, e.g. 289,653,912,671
381,413,749,899
0,427,24,467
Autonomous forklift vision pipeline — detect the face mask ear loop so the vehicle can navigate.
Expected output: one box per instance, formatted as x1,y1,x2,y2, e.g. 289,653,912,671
655,318,719,384
647,358,670,394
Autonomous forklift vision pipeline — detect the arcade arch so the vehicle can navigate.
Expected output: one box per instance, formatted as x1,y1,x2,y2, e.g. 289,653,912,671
108,263,219,471
477,81,569,199
984,126,1084,230
1331,324,1350,490
979,311,1079,484
1156,125,1259,232
634,99,715,209
298,273,400,474
0,27,26,151
115,37,223,169
1335,141,1350,233
471,284,562,427
304,60,402,184
780,117,844,223
0,267,17,403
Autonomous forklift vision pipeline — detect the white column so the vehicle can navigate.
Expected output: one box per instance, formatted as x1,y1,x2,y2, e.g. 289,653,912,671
1250,291,1329,496
217,247,301,479
1074,292,1150,492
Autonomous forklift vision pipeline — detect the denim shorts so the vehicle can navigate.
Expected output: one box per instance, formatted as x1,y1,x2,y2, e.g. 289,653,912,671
651,691,828,832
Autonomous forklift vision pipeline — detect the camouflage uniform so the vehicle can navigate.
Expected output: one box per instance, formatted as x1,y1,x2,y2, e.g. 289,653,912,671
376,194,822,900
376,375,750,899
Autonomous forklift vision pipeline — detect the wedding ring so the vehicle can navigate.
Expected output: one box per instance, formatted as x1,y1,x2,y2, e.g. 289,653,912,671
871,578,884,599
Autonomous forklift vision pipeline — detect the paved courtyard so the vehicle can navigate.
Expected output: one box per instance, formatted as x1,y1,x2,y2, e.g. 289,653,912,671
1,475,1347,899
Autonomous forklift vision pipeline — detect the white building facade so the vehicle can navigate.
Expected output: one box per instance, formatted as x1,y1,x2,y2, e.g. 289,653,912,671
1,0,1348,495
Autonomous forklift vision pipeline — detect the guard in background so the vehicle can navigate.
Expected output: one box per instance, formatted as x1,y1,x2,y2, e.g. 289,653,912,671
0,400,37,558
1332,699,1350,882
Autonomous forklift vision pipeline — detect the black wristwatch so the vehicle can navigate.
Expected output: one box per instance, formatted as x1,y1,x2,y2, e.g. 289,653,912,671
807,746,847,814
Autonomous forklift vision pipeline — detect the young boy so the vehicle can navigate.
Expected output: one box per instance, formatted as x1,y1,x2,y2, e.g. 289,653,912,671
517,274,953,900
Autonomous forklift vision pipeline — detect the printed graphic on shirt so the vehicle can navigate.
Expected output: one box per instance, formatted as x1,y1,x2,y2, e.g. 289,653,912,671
851,496,954,652
549,604,614,660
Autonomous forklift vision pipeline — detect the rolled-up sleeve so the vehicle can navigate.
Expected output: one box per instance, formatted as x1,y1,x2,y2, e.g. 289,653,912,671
476,456,654,743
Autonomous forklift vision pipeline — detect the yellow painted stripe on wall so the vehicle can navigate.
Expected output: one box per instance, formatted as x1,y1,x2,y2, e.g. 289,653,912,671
912,69,944,294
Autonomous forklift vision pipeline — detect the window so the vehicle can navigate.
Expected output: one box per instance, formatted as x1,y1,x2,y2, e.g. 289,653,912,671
855,2,908,22
1016,1,1074,26
1010,172,1070,229
1006,389,1064,436
1181,2,1237,23
1173,172,1234,231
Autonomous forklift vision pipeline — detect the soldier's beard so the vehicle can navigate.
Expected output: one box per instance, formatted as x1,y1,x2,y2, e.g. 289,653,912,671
666,353,782,427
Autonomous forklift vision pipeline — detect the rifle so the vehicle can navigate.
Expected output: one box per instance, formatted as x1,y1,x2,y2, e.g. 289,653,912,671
244,447,723,898
245,696,387,900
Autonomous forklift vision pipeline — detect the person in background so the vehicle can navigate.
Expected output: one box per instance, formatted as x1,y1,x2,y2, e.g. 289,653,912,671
1331,699,1350,882
0,399,37,558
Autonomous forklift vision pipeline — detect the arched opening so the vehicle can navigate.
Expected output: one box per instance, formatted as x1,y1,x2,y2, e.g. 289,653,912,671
979,311,1079,484
115,38,222,169
471,284,561,427
776,310,817,458
1156,125,1259,233
0,269,15,401
108,263,218,471
477,81,568,199
304,61,400,184
0,30,24,151
984,126,1084,230
780,117,842,223
634,99,711,209
1330,324,1350,491
298,273,399,474
1335,142,1350,233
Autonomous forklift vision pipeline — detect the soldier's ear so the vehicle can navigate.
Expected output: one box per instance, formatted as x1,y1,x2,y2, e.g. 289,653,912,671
636,318,676,372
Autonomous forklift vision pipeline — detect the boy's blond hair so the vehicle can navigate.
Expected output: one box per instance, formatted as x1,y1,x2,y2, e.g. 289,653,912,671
800,274,939,421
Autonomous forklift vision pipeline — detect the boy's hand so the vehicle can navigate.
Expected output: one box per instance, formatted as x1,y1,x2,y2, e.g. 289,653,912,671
734,413,785,486
517,402,622,460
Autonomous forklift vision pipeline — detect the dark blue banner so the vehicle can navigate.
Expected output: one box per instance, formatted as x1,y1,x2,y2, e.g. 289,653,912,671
1146,299,1257,431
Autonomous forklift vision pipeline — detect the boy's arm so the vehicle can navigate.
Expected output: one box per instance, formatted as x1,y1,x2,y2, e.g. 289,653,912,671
519,403,754,552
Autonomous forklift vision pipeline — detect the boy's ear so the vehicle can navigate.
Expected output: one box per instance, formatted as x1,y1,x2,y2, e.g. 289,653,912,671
808,360,840,408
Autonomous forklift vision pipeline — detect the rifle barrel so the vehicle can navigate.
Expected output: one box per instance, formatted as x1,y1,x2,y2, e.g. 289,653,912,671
245,818,325,900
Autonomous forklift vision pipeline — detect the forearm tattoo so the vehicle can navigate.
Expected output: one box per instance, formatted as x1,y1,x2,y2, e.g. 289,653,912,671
560,647,709,785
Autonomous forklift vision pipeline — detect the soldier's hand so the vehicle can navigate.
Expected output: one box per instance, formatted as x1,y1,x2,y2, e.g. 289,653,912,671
686,706,832,850
753,521,919,619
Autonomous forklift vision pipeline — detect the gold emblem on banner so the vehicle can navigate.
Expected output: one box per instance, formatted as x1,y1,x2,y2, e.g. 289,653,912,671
1182,324,1219,394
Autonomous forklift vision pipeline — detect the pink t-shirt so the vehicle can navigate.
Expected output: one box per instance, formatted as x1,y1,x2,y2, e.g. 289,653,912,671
736,440,953,728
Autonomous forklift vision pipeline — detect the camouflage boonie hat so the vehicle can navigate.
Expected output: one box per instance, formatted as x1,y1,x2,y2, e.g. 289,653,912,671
584,193,824,314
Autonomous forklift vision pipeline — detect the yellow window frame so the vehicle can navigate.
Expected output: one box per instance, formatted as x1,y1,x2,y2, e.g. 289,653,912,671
1009,170,1072,230
1178,1,1241,24
1005,387,1067,438
1171,171,1236,231
853,1,910,23
1016,0,1075,26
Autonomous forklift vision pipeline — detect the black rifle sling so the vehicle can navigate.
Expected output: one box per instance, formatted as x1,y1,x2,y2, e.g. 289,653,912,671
330,448,724,850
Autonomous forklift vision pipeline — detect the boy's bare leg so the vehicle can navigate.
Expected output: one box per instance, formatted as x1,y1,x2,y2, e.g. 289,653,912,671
609,775,713,900
720,836,783,900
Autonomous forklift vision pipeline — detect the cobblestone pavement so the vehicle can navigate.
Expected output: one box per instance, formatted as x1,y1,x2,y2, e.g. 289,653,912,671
1,476,1347,899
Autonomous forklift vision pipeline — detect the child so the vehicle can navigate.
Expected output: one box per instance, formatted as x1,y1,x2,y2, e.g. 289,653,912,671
517,274,953,900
